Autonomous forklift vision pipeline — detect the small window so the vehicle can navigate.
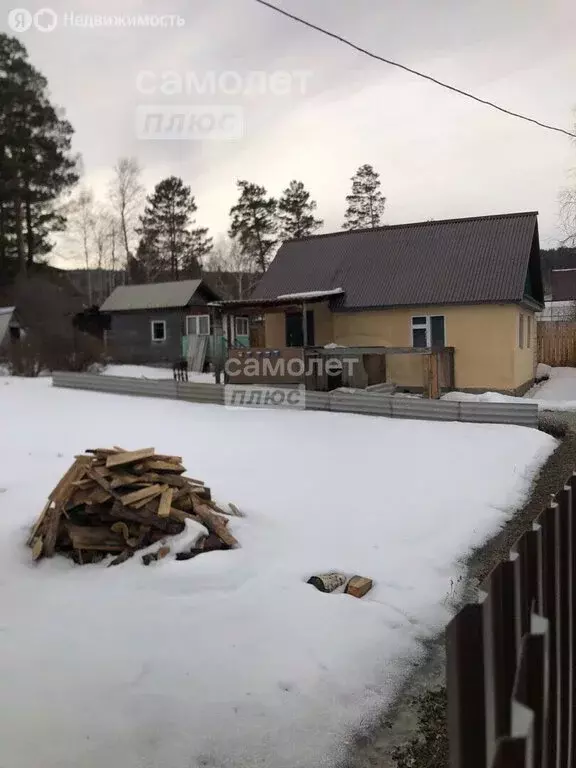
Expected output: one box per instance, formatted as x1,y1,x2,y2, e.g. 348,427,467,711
186,314,211,336
197,315,210,335
235,316,249,337
526,315,531,348
151,320,166,342
411,315,445,348
519,315,524,349
412,327,428,348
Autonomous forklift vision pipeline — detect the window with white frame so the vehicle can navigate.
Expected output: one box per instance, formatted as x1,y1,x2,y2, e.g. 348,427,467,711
411,315,445,348
151,320,166,342
518,314,524,349
526,315,531,348
235,316,249,337
186,314,211,335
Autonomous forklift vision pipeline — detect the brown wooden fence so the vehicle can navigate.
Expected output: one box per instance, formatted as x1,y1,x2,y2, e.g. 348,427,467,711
538,321,576,366
447,474,575,768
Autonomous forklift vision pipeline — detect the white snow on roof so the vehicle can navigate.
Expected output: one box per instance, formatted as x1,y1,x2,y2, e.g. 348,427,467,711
276,288,344,300
0,306,15,316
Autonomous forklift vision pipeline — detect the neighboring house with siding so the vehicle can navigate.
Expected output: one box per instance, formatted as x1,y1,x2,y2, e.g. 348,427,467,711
100,280,226,365
250,211,544,394
537,268,576,321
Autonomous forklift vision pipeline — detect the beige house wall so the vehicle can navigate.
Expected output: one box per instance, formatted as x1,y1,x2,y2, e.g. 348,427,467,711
263,303,538,392
512,307,537,389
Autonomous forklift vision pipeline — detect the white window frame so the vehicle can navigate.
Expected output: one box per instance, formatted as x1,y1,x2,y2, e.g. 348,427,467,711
411,315,446,348
151,320,166,343
235,316,249,337
186,314,211,336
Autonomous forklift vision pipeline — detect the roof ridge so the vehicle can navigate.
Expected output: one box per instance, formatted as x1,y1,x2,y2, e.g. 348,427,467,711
114,278,201,290
283,211,539,244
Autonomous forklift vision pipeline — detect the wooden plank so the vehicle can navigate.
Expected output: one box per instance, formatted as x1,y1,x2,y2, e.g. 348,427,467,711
105,448,155,469
134,472,193,488
65,523,126,552
131,489,166,509
43,457,92,557
143,460,186,474
190,494,239,548
31,537,44,561
345,576,373,598
157,487,174,518
120,484,164,507
26,499,53,547
67,486,110,507
109,473,143,489
109,501,183,534
86,468,123,502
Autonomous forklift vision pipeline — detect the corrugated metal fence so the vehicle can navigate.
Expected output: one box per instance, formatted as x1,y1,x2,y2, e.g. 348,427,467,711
51,372,539,428
447,475,576,768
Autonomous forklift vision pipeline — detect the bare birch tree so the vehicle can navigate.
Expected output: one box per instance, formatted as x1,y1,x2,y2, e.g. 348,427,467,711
68,187,96,303
109,157,144,276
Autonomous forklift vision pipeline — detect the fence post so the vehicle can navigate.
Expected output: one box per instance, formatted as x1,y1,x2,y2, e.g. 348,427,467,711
446,603,486,768
482,560,517,765
538,503,559,768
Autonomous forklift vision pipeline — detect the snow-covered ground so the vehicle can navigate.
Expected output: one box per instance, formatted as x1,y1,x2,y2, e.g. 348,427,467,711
443,366,576,412
0,377,556,768
102,363,215,383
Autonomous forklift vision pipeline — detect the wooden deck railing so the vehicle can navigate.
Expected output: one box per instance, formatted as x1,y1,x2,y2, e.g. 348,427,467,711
447,475,576,768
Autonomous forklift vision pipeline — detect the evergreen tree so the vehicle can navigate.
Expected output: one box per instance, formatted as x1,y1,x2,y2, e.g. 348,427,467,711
229,180,277,273
343,164,386,230
136,176,212,280
0,33,78,275
278,180,323,240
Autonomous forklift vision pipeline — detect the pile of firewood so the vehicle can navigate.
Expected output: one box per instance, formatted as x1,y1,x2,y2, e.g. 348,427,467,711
26,447,242,566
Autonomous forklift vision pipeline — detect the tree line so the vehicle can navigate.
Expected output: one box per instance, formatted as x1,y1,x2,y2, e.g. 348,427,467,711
72,161,387,297
0,30,385,299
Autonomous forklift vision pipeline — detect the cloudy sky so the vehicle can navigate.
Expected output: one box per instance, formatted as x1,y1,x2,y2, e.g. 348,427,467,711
3,0,576,266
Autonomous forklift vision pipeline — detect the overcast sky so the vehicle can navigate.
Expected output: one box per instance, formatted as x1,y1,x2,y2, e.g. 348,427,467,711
3,0,576,267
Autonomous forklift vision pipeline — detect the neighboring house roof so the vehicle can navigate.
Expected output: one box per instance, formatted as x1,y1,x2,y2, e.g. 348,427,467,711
550,268,576,302
0,307,15,347
100,280,219,312
252,212,542,310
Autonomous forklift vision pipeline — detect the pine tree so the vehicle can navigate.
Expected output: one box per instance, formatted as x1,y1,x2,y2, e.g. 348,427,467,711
278,180,323,240
182,227,212,277
343,164,386,230
229,181,277,273
0,33,78,275
136,176,212,280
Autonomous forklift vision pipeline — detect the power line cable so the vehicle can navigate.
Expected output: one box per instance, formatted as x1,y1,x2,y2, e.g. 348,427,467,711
253,0,576,139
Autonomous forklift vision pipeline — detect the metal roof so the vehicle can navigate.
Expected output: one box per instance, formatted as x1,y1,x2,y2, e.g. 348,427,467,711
100,280,204,312
252,212,540,309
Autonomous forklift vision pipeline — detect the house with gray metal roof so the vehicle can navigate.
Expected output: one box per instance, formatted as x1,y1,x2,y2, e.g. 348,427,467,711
239,211,544,393
100,279,223,366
